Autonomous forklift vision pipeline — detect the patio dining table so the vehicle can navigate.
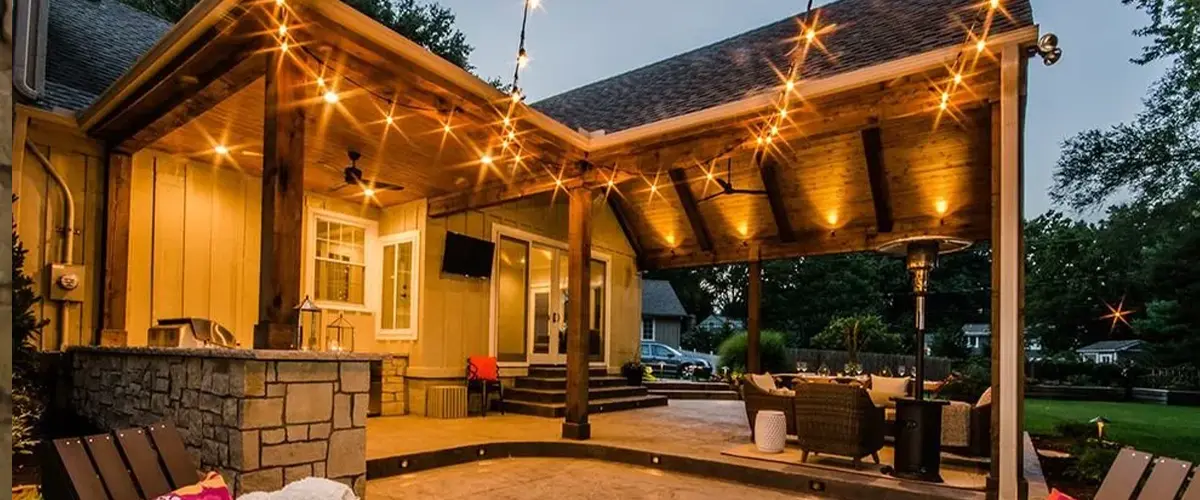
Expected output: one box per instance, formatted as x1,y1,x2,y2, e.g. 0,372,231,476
773,373,871,386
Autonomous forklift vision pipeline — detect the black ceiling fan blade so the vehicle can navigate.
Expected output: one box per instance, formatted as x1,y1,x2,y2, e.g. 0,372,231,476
698,192,725,203
374,181,406,192
326,182,351,194
730,189,770,196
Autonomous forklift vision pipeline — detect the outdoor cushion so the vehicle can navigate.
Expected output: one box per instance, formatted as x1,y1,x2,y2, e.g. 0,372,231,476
941,401,972,447
1047,489,1078,500
976,387,993,407
867,389,899,408
769,388,795,397
750,373,778,393
869,375,907,407
467,356,500,382
236,477,358,500
154,471,231,500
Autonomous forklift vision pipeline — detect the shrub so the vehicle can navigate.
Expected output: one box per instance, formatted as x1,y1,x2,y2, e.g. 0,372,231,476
12,209,49,452
811,315,904,355
1055,421,1098,442
939,355,991,402
1068,441,1120,484
718,331,790,374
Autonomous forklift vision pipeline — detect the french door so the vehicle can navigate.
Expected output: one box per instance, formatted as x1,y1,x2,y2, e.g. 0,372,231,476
529,244,569,365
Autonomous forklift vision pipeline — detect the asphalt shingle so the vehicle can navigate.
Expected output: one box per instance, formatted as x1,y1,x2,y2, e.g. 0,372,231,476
532,0,1034,133
642,279,688,318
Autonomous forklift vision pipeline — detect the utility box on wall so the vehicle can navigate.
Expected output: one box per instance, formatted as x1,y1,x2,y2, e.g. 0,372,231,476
48,264,85,302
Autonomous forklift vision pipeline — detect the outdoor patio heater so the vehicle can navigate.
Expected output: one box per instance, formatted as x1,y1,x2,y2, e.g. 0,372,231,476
877,236,971,483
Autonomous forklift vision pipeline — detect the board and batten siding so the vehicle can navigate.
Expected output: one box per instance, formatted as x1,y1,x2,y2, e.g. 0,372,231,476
13,117,107,350
652,318,683,349
405,193,643,378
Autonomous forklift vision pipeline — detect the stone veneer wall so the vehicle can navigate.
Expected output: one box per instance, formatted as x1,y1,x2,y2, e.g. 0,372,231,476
379,356,408,416
69,347,380,497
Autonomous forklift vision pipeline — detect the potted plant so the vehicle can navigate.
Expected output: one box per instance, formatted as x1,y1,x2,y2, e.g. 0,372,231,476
622,361,645,386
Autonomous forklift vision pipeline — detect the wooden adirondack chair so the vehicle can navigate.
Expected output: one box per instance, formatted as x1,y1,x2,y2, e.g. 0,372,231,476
1094,448,1197,500
42,422,202,500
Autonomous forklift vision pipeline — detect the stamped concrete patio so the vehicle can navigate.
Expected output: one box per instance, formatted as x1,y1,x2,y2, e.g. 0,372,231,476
365,401,988,500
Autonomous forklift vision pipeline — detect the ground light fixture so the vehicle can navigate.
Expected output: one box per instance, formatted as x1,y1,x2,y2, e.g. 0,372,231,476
1090,416,1110,440
877,235,971,483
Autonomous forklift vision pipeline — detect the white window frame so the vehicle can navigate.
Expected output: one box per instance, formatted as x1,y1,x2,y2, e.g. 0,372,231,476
378,230,421,341
488,224,612,368
305,208,380,315
642,318,656,341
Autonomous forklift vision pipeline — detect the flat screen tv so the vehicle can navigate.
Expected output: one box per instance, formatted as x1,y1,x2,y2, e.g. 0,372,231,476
442,232,495,279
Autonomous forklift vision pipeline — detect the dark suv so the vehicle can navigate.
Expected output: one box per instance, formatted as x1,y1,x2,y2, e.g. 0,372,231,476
640,341,712,378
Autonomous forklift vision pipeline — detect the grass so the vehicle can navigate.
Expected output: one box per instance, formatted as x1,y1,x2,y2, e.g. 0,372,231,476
1026,399,1200,463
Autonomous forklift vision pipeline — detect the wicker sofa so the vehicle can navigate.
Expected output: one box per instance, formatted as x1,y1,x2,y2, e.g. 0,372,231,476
793,383,886,468
741,375,797,439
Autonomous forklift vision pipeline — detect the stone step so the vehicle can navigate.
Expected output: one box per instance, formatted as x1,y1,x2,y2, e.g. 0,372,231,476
515,376,629,391
643,381,733,391
526,365,611,378
647,389,741,401
502,394,670,418
506,385,648,404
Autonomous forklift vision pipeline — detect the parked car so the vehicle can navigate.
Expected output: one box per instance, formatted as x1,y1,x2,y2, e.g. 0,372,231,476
640,341,711,378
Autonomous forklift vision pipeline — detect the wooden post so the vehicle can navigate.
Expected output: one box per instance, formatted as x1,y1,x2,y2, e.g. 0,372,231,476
255,51,306,350
562,186,593,440
100,152,134,346
747,246,762,374
990,44,1026,500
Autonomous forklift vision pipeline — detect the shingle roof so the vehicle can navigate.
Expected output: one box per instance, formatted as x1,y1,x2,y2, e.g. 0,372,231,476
1077,340,1145,353
38,0,171,111
642,280,688,318
532,0,1034,133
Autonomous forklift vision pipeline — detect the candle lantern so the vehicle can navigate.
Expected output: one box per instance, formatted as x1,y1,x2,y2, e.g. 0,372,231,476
326,313,356,352
295,296,322,351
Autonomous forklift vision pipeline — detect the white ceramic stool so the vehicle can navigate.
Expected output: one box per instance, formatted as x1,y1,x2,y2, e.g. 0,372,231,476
754,410,787,453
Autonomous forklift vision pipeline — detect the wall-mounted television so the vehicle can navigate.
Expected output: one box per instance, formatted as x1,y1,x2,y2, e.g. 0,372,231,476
441,232,495,279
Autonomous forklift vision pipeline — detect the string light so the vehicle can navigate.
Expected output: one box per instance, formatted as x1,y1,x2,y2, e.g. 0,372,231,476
385,115,394,125
280,41,290,52
953,73,963,84
976,39,987,52
316,77,325,87
323,90,339,104
362,188,376,198
936,0,999,121
278,24,288,36
517,49,530,69
481,154,494,165
214,145,230,155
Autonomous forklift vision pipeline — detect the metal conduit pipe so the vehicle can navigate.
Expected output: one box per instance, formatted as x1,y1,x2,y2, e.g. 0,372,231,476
25,138,76,350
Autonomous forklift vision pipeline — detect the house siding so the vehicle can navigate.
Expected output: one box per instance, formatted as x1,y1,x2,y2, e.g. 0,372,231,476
652,318,682,349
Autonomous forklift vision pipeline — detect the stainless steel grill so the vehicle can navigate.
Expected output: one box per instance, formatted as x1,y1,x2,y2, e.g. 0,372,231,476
147,318,238,349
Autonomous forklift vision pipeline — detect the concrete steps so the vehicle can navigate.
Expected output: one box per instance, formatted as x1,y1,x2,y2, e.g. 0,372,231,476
645,381,740,401
503,365,669,418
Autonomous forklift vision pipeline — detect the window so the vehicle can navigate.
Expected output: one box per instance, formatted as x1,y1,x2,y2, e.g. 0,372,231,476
642,318,655,341
496,237,529,362
641,345,652,358
652,345,673,358
314,218,367,305
380,232,420,339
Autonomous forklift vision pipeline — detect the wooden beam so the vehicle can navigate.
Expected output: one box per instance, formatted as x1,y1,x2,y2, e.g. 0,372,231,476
100,153,134,346
757,154,796,243
747,248,762,374
606,193,646,269
427,168,634,218
90,6,261,150
562,186,593,440
994,45,1026,500
667,169,713,252
254,50,307,350
861,127,894,233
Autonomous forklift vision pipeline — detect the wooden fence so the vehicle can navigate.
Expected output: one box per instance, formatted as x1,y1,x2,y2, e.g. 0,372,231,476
786,349,954,380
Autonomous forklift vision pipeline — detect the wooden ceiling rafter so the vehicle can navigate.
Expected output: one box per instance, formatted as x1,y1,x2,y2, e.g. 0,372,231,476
667,168,714,253
861,126,894,233
756,152,796,243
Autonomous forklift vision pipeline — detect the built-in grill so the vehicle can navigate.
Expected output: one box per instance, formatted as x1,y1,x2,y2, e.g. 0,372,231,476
147,318,238,349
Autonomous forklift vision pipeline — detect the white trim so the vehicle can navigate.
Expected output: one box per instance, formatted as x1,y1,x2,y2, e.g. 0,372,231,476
488,223,613,367
642,318,657,341
304,207,381,317
998,44,1023,500
378,230,421,341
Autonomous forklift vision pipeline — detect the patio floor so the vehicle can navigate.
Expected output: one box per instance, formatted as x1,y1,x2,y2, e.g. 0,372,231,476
366,400,989,499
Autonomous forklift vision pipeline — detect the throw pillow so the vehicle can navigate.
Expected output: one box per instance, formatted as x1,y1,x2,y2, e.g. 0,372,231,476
867,389,899,408
154,472,232,500
1047,489,1077,500
750,373,777,392
976,387,993,408
871,375,909,395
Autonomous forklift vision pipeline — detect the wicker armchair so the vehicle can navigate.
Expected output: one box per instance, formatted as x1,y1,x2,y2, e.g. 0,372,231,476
793,383,886,468
741,376,797,439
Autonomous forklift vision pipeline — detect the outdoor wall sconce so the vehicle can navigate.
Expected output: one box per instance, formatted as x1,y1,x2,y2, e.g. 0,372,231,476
296,296,321,351
327,313,356,352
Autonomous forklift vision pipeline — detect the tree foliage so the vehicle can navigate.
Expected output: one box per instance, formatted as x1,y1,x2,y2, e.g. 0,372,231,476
118,0,477,70
12,201,48,453
810,315,904,355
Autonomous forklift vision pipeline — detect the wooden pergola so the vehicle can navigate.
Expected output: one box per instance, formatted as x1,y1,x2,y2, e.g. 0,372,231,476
77,1,1036,497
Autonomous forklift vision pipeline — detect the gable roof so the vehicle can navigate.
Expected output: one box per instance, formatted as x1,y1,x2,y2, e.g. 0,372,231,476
38,0,172,111
642,279,688,318
532,0,1034,133
1077,340,1145,353
699,315,745,329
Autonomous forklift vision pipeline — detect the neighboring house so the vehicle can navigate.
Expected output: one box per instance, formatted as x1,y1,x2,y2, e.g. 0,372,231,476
1077,340,1145,364
640,279,688,348
697,315,745,333
924,324,1043,359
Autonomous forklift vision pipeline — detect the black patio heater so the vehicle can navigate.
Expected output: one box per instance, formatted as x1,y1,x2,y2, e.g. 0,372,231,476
878,236,971,483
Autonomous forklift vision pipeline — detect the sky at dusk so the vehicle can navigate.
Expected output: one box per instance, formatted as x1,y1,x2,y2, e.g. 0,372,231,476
436,0,1167,217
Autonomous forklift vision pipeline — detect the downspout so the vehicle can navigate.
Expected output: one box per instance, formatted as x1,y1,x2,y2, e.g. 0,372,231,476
25,138,75,350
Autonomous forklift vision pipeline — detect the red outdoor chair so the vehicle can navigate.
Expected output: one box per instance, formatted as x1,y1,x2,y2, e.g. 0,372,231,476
467,356,505,417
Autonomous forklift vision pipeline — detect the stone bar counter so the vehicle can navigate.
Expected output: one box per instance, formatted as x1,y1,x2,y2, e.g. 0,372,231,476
68,346,382,497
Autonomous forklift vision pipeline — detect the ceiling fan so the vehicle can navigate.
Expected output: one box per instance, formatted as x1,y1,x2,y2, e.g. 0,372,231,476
325,150,404,196
699,158,768,202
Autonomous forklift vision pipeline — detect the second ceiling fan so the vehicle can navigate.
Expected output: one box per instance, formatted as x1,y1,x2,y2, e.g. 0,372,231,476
699,158,767,202
324,150,404,196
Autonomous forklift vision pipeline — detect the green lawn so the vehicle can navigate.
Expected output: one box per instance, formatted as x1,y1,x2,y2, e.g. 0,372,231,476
1026,399,1200,463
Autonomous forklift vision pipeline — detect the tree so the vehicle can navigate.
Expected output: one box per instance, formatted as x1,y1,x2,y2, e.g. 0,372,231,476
1052,0,1199,211
118,0,477,70
810,315,905,355
12,202,48,453
929,324,972,359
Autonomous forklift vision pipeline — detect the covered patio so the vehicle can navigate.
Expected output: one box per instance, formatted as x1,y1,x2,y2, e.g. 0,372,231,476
30,0,1039,497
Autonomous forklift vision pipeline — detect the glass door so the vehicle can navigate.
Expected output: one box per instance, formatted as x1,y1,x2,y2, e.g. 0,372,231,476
528,245,565,365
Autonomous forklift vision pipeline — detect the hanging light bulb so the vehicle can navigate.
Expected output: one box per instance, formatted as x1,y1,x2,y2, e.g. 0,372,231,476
507,130,516,140
953,73,963,84
481,154,494,165
517,49,530,69
278,24,288,36
280,41,290,52
976,39,987,52
443,123,452,134
316,77,326,87
362,187,376,198
785,80,796,92
990,0,1000,8
510,88,523,103
805,28,817,43
528,0,541,9
214,145,230,155
323,90,339,104
779,108,788,118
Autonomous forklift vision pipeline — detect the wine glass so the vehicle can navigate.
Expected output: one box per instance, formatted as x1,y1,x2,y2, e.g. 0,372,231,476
798,361,809,373
897,365,907,377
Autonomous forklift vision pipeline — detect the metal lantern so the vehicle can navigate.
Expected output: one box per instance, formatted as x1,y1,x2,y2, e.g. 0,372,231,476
326,313,356,352
295,296,322,351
